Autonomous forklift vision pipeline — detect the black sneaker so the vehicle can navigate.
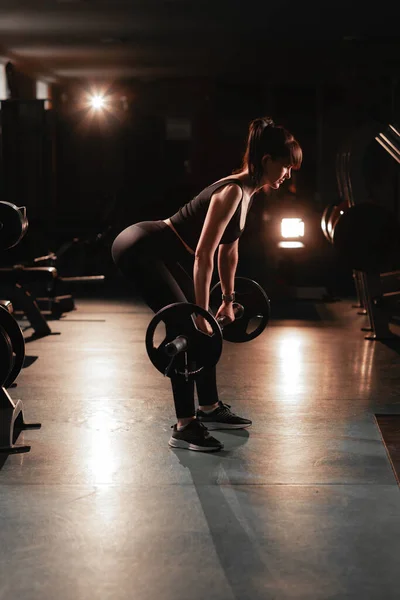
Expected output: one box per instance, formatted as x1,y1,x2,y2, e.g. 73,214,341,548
168,419,224,452
196,401,252,430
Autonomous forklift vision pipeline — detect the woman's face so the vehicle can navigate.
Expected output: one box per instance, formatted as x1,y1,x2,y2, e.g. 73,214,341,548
261,156,292,189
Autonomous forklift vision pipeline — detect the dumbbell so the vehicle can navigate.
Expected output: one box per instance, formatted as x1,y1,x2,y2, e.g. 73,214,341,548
145,277,270,380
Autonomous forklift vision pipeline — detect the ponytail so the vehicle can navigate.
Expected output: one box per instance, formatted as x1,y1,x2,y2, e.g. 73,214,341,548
241,117,302,186
245,117,275,184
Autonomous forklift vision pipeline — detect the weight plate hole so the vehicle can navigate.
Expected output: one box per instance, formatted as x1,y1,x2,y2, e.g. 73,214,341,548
246,316,263,335
153,322,167,350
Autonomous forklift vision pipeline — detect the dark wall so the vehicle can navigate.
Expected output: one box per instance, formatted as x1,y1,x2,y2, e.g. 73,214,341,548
52,74,400,230
0,55,399,285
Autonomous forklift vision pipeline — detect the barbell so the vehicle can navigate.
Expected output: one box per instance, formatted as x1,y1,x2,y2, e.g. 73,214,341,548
145,277,271,380
210,276,270,342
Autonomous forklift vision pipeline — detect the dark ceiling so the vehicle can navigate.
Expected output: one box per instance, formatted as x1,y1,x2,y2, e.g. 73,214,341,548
0,0,399,84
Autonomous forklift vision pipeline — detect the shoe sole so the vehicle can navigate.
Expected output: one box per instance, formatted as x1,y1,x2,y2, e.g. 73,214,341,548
198,422,252,430
168,438,223,452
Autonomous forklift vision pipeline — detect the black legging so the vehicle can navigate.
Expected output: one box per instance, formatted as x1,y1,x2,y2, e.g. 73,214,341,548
111,220,220,419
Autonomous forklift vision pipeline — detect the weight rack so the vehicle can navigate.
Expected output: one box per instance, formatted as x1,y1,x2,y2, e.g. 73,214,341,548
0,300,41,454
338,122,400,340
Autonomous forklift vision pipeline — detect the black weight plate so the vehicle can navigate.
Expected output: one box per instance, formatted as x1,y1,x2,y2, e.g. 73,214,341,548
326,200,348,244
0,324,13,386
332,203,400,272
0,305,26,387
145,302,223,378
0,202,28,250
321,204,336,243
210,277,271,343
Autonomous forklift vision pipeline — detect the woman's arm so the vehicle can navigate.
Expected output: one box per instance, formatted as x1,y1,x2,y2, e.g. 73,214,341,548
193,184,242,311
217,239,239,299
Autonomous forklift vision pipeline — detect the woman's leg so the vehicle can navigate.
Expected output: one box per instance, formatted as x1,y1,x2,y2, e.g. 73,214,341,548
112,221,200,421
164,258,221,413
196,366,219,409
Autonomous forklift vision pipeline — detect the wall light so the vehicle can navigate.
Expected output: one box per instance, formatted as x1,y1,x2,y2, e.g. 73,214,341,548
0,64,7,101
281,218,305,239
90,94,106,110
36,80,51,109
278,241,305,249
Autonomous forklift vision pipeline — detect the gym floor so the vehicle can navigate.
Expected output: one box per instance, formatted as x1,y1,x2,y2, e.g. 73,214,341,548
1,294,400,600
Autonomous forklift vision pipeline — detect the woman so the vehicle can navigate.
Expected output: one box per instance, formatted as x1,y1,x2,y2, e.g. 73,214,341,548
112,117,302,452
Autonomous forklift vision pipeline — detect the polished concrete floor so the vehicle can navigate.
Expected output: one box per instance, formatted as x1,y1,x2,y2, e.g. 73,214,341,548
1,295,400,600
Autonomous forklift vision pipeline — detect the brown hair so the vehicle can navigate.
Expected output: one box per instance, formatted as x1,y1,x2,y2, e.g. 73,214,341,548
241,117,302,185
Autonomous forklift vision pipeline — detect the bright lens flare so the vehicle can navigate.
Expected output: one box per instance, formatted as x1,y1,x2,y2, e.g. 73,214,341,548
90,94,105,110
281,218,305,239
278,241,304,248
